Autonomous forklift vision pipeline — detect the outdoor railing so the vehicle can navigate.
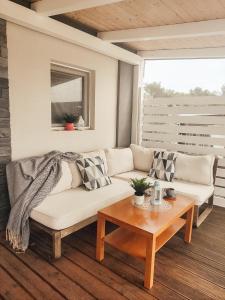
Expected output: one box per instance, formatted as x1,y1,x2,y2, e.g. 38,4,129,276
142,95,225,207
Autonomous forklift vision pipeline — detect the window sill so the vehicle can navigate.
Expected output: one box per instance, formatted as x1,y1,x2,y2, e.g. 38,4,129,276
51,126,93,132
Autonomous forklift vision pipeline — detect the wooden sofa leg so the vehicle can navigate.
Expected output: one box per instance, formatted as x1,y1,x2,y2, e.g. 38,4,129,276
52,232,61,259
194,196,214,228
193,205,200,228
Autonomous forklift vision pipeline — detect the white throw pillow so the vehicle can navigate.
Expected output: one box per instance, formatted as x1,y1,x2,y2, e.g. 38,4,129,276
69,149,108,189
50,161,73,195
130,144,155,172
175,153,215,186
105,148,134,176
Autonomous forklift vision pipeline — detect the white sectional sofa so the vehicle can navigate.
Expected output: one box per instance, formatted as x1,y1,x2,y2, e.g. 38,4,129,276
30,145,216,259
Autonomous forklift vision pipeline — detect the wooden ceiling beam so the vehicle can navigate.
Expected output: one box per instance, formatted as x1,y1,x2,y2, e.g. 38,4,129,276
31,0,124,17
138,48,225,59
0,0,142,65
98,19,225,43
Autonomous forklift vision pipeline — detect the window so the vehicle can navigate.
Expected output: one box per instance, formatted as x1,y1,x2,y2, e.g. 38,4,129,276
51,62,95,129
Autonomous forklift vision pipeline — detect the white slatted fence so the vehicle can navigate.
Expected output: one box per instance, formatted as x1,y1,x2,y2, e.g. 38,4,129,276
142,96,225,207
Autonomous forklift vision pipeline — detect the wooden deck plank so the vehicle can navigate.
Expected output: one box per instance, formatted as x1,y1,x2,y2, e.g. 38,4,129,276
158,253,225,300
31,230,158,300
30,231,130,300
159,247,225,288
67,233,188,300
0,244,64,300
53,256,127,300
76,226,225,300
63,243,157,300
191,232,225,260
166,235,225,273
0,266,33,300
0,206,224,300
0,241,94,300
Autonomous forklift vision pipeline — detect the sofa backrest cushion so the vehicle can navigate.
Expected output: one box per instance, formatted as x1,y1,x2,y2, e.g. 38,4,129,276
69,149,108,189
50,160,73,195
105,148,134,176
175,153,215,186
130,144,155,172
69,162,82,189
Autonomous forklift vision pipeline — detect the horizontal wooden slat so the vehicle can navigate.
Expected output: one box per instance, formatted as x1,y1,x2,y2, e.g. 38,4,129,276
141,140,225,156
214,186,225,197
216,168,225,178
215,177,225,187
142,96,225,195
143,124,225,136
217,158,225,167
144,106,225,115
144,96,225,106
142,132,225,147
213,196,225,207
143,115,225,125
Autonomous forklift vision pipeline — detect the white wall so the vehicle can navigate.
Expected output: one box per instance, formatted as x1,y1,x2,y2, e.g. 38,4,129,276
7,23,118,160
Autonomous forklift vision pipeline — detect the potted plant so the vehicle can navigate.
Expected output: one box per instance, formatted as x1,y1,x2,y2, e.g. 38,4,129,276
64,114,77,131
130,177,152,206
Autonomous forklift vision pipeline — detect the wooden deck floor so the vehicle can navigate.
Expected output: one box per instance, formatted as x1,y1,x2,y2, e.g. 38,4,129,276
0,205,225,300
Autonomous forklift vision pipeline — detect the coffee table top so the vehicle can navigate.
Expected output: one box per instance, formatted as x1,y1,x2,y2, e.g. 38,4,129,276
99,195,195,236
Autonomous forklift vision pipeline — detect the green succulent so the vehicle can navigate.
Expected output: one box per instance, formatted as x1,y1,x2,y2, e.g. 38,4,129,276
64,114,78,123
130,177,152,196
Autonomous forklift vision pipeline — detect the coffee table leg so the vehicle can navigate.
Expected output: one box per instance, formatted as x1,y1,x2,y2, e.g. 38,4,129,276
184,205,194,243
96,214,105,261
144,235,156,289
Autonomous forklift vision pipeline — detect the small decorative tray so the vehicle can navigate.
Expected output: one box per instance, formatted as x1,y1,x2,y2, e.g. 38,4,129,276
132,199,172,212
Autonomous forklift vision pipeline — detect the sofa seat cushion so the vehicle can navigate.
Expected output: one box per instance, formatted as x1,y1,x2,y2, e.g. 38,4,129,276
114,171,214,206
30,178,134,230
158,180,214,206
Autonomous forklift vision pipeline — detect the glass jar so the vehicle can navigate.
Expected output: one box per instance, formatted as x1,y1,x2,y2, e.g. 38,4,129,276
152,181,162,205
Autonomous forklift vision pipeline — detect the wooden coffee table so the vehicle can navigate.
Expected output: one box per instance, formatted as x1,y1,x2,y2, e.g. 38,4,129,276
96,195,195,289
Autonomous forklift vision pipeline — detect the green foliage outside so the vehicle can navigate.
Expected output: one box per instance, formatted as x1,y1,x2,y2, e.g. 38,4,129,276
144,82,225,98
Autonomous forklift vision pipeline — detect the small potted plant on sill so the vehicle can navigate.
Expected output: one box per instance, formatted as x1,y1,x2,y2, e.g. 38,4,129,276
64,114,77,131
130,177,152,206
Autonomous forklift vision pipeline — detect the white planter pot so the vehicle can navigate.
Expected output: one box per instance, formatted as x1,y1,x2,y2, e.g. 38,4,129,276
134,195,144,206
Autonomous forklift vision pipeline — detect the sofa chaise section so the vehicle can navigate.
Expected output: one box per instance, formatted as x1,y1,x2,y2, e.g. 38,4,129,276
30,177,134,258
114,170,214,207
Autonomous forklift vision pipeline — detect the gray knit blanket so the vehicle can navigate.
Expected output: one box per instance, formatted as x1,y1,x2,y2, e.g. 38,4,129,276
6,151,80,252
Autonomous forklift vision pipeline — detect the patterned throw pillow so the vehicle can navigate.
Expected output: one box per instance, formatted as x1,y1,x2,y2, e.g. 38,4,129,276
149,151,177,182
76,156,111,190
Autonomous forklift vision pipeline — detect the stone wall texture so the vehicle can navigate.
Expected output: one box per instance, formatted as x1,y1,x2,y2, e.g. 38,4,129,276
0,18,11,230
